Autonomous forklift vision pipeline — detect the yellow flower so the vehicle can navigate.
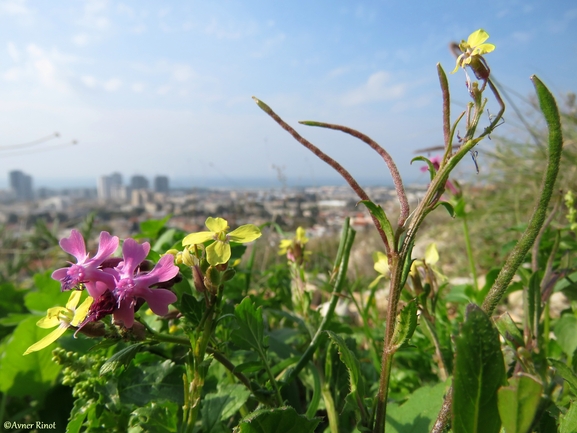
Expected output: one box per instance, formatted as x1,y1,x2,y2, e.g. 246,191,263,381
279,227,309,264
451,29,495,74
24,291,93,355
182,217,261,266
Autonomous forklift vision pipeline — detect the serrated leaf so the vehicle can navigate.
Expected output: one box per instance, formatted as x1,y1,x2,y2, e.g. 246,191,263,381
179,293,205,326
66,399,89,433
494,312,524,349
385,380,450,432
497,374,543,433
358,200,395,250
390,301,418,350
233,406,320,433
202,384,252,432
548,357,577,394
453,304,505,433
232,297,266,352
100,343,147,376
326,331,365,400
118,356,184,406
129,401,179,433
560,400,577,433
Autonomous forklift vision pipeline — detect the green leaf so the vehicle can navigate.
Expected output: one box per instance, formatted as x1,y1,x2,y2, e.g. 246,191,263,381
497,374,543,433
24,271,71,313
411,155,436,181
232,297,266,352
494,312,524,349
179,293,205,326
385,380,450,432
548,357,577,394
453,304,505,433
560,400,577,433
232,406,320,433
433,201,456,218
358,200,395,250
66,399,89,433
202,384,252,432
526,272,542,338
128,401,179,433
100,342,147,376
118,355,184,406
0,315,61,398
137,215,172,240
554,314,577,357
390,300,418,350
326,331,367,423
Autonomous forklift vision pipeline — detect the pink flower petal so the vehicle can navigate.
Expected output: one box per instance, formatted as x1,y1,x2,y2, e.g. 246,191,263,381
59,230,88,262
143,288,177,316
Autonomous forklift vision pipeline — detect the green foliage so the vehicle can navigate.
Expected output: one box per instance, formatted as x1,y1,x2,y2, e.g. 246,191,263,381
498,374,543,433
453,304,505,433
232,407,320,433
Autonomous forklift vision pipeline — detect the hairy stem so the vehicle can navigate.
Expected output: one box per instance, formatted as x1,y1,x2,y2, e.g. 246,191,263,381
252,96,391,251
299,120,410,229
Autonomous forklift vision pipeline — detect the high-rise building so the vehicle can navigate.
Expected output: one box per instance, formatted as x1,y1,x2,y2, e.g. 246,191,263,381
154,175,169,193
9,170,33,201
130,175,149,190
97,172,124,202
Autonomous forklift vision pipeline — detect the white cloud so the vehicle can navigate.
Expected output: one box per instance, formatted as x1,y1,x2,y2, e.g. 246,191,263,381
156,85,170,95
172,64,193,82
81,75,97,88
548,7,577,33
131,82,145,93
3,67,20,81
512,31,532,43
72,33,90,46
103,78,122,92
0,0,32,15
340,71,406,106
7,41,20,62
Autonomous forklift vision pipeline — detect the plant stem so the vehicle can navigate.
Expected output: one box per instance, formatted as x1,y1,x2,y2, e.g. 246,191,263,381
252,97,391,252
281,223,355,385
298,120,409,229
461,211,479,291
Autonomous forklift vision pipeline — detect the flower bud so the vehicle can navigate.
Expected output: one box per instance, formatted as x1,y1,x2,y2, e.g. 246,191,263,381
192,265,207,293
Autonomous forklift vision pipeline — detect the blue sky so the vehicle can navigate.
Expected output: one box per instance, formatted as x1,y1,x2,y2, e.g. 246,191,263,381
0,0,575,189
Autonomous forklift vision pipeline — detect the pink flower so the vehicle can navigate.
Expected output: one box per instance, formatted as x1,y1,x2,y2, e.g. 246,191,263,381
110,239,178,328
420,156,459,196
52,230,119,296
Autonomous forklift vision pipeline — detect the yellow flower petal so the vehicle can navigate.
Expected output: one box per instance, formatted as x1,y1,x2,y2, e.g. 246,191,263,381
23,325,68,355
227,224,261,243
373,251,389,275
467,29,489,47
295,227,308,244
425,243,439,265
37,307,65,328
472,43,495,56
182,231,214,246
65,290,82,309
206,241,231,266
205,217,229,233
71,296,94,326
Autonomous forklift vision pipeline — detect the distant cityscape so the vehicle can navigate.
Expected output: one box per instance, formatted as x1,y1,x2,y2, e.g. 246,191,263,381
0,169,428,240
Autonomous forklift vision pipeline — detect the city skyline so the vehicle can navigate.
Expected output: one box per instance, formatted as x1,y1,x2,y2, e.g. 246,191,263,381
0,1,575,188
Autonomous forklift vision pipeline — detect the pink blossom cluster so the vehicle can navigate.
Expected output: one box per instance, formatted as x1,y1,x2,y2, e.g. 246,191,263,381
52,230,178,329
